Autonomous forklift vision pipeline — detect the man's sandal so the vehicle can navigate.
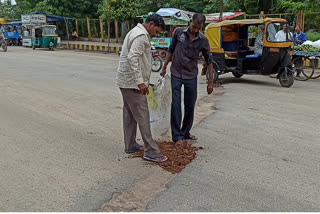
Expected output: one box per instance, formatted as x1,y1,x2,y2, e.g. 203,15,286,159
125,145,144,154
186,134,198,140
143,154,168,163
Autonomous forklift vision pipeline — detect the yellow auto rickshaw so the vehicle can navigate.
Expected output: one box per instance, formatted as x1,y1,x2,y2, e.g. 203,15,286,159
203,18,295,87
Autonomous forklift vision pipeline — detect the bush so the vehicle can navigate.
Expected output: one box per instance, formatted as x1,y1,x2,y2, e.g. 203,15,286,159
306,31,320,42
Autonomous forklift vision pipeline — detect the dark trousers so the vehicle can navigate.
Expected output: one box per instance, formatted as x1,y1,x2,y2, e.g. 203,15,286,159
171,75,197,142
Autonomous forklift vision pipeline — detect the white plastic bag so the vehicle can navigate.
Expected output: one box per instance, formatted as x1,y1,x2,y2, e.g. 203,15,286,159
302,40,314,45
313,40,320,49
147,75,171,123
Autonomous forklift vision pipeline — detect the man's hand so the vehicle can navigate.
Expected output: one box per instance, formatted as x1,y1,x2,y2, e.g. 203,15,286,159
206,63,214,94
207,81,214,94
160,66,167,77
137,83,149,95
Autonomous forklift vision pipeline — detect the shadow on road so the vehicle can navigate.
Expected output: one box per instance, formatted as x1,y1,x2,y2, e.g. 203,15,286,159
220,76,280,87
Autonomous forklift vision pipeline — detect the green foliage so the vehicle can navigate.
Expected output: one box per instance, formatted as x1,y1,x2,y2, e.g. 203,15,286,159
168,0,210,13
225,0,246,12
248,25,258,37
14,0,43,13
44,0,103,18
203,0,222,13
98,0,139,22
244,0,259,14
0,0,17,20
12,0,102,18
272,0,305,13
1,0,320,23
258,0,274,13
306,31,320,42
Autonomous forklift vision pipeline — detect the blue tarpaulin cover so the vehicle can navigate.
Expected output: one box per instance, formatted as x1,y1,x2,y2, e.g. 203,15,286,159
11,11,74,25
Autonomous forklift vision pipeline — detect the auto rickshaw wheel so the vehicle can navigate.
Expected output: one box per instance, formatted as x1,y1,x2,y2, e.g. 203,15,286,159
32,45,36,50
279,72,294,88
232,72,243,78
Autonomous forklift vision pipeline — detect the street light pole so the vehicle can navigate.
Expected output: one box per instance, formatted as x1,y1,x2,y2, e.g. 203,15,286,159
219,0,224,22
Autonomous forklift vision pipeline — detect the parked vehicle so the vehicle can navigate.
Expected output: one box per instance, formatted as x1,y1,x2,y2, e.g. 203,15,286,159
291,45,320,81
0,35,7,52
3,25,20,46
32,25,58,51
151,43,163,72
203,18,295,87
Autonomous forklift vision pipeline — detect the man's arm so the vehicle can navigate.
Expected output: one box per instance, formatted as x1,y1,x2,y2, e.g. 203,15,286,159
160,52,173,76
300,33,307,43
202,39,214,94
127,35,149,95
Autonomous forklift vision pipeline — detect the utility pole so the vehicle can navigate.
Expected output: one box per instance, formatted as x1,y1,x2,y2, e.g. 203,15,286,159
219,0,224,22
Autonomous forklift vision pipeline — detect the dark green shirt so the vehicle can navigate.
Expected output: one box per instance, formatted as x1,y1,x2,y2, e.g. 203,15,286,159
168,27,212,79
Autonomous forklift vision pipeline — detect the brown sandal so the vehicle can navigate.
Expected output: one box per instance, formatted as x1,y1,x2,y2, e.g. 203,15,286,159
175,140,186,146
186,134,198,140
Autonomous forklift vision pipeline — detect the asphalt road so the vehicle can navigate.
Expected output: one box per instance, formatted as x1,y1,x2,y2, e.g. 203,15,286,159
0,47,181,211
1,47,320,211
147,73,320,211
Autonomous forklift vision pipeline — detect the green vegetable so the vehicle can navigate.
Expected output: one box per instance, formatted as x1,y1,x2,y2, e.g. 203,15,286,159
293,44,320,53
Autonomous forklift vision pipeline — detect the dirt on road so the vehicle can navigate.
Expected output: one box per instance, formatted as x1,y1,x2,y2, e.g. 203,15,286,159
131,141,204,173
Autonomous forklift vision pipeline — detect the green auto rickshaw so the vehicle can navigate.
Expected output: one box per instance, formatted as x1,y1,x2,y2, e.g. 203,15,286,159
32,25,58,51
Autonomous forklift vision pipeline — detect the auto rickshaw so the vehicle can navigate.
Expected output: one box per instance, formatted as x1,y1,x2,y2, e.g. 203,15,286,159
2,25,20,46
203,18,295,87
32,25,58,51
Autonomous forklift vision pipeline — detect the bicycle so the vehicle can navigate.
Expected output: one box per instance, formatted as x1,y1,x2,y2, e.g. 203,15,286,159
0,36,7,52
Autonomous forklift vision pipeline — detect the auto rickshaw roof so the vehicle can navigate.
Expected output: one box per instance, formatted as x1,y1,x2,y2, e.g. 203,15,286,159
206,18,287,29
205,18,289,50
0,18,7,24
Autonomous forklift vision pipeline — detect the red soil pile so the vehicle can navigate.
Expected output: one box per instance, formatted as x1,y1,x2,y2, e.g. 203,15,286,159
131,141,203,173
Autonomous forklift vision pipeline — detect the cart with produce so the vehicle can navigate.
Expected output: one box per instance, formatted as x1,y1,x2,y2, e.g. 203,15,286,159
292,44,320,81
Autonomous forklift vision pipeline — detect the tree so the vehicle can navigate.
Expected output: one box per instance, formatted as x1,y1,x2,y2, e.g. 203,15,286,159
14,0,44,13
224,0,246,12
258,0,274,13
98,0,139,49
244,0,259,14
14,0,103,18
0,0,18,20
272,0,304,13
